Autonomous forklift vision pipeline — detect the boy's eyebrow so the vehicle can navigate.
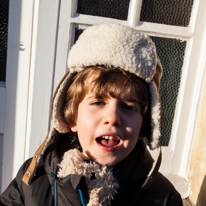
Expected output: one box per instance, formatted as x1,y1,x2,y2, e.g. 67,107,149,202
118,96,140,103
84,94,95,100
85,93,109,100
120,99,140,105
85,93,140,104
84,94,103,100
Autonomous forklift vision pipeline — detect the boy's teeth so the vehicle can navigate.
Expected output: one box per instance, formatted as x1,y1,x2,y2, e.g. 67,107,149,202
97,135,120,147
102,135,116,140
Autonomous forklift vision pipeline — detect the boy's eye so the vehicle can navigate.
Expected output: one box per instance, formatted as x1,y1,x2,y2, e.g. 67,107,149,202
121,103,137,111
91,101,105,106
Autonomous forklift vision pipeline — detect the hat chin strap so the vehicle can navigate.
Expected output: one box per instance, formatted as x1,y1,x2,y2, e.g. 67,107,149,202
141,145,162,189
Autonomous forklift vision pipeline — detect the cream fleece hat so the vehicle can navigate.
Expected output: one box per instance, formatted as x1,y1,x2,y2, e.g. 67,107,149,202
52,24,163,150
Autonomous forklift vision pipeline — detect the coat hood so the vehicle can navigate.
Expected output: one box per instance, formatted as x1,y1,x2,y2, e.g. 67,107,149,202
22,24,162,189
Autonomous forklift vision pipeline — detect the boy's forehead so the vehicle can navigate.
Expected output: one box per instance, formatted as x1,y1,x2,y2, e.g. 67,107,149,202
85,90,139,103
81,68,141,103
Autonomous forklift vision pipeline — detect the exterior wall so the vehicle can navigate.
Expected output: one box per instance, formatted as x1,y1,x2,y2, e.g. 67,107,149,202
188,62,206,206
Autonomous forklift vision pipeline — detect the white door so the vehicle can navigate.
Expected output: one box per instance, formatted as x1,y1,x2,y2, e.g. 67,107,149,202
52,0,206,197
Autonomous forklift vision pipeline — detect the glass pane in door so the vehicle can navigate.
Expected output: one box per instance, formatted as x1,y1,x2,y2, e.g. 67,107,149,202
150,36,186,145
140,0,194,27
77,0,130,20
0,0,9,83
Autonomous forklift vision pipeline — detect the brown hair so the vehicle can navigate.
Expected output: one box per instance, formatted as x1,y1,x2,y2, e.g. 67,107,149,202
64,66,150,137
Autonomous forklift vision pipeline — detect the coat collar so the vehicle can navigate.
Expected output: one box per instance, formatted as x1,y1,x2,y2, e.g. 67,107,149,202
22,131,161,195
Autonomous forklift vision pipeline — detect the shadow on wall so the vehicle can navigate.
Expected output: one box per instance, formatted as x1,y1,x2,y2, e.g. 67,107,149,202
196,175,206,206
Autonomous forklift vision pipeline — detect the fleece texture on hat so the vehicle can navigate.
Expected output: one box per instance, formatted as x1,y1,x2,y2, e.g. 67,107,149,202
68,24,159,82
51,24,163,150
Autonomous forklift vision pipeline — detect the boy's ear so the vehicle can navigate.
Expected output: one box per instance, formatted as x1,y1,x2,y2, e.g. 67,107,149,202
70,125,77,132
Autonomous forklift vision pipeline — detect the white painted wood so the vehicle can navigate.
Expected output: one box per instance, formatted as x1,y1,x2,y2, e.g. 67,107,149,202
136,22,193,39
149,147,173,174
25,0,60,159
71,0,78,17
188,0,200,33
2,0,34,191
53,0,73,92
171,0,206,177
127,0,142,27
0,87,5,134
71,15,128,26
70,16,193,40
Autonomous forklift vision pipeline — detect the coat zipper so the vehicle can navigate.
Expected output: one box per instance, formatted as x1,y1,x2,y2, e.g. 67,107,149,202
54,180,57,206
77,185,86,206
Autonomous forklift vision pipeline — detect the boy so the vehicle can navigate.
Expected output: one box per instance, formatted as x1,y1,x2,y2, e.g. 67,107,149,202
0,24,183,205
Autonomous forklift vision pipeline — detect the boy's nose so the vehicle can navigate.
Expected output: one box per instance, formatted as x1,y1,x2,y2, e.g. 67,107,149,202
103,105,121,127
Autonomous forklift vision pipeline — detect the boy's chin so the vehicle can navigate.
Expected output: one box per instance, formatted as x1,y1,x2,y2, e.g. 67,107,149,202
96,159,119,167
84,150,120,166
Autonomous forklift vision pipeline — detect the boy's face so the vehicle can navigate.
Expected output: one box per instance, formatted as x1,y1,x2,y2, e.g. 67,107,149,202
70,92,143,166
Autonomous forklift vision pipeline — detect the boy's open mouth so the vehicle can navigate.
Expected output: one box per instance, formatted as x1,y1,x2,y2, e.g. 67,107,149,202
96,135,120,147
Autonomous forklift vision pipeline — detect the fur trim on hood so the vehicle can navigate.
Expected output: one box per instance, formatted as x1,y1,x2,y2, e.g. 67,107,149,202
58,149,119,206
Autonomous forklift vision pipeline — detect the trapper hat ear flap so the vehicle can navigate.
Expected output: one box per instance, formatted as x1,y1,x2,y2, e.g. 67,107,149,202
144,58,162,150
51,71,77,134
153,58,163,91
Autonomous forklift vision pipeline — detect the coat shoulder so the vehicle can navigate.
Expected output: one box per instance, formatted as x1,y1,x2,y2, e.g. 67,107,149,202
146,172,183,206
0,158,32,206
